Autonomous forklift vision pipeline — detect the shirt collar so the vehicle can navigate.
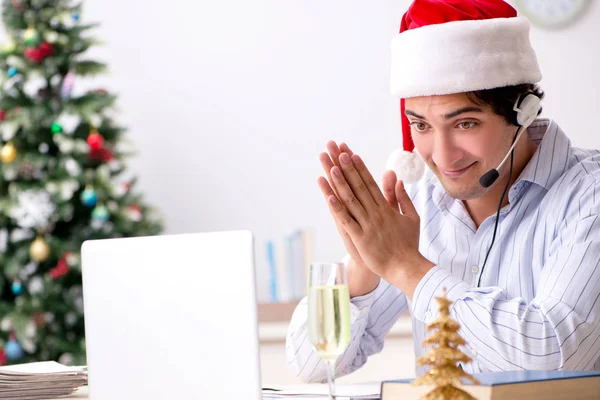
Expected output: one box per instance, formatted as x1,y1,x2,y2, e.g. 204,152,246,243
515,118,571,190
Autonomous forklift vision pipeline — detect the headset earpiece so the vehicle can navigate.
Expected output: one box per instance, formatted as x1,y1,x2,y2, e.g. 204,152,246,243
513,94,541,128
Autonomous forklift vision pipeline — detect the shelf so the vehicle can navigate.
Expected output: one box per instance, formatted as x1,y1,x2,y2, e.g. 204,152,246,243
257,301,299,323
258,316,413,343
257,302,413,343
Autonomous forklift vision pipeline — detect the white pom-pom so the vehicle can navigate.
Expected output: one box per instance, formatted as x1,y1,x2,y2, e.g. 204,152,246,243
385,149,425,184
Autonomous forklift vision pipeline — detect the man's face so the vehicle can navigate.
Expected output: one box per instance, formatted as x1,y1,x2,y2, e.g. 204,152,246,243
405,93,515,200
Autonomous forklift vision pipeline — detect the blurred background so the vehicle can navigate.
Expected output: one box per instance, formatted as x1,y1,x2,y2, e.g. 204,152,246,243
50,0,599,302
0,0,598,382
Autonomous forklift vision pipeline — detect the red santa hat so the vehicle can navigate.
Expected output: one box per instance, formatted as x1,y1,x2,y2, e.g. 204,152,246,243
386,0,542,183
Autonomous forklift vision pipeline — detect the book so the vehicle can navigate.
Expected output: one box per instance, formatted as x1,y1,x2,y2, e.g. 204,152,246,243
262,382,380,399
380,370,600,400
286,229,314,300
265,228,315,302
275,239,291,302
0,361,87,400
267,240,279,302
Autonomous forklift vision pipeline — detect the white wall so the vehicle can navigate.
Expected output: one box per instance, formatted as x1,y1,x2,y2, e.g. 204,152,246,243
2,1,599,301
525,3,600,149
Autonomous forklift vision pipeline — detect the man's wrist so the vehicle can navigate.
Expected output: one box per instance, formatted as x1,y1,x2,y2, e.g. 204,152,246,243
346,259,380,298
348,269,380,298
385,253,435,300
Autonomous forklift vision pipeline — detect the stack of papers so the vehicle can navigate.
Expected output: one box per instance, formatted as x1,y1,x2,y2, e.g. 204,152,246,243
262,382,380,399
0,361,87,400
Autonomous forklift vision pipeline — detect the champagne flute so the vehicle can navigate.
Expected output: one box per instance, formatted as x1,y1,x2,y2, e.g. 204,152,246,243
307,262,351,399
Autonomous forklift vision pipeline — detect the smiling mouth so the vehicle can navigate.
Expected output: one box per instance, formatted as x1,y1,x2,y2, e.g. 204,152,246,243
442,162,476,177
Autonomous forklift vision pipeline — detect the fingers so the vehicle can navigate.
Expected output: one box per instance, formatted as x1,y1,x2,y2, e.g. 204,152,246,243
321,141,343,196
326,141,342,168
382,170,399,212
317,175,337,199
348,154,388,207
339,142,355,156
337,152,378,213
328,165,369,222
319,152,337,195
317,176,362,236
395,180,418,219
322,141,382,219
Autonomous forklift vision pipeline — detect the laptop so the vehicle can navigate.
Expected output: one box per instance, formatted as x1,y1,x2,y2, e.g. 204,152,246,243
81,230,262,400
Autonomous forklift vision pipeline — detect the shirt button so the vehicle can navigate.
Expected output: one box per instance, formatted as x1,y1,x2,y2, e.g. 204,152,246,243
471,266,479,274
425,310,432,319
471,349,478,357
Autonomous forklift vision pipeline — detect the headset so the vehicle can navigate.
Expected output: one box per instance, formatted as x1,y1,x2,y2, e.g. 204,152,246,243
476,93,541,287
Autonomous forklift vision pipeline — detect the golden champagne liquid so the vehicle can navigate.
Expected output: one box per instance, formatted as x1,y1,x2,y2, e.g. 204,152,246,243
307,284,351,361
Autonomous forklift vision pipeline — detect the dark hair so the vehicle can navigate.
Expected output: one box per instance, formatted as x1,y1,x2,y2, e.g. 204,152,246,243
466,84,545,126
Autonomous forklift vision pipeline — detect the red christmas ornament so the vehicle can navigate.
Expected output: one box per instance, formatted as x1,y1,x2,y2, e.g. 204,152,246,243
0,109,5,121
24,47,44,63
50,255,70,279
129,204,141,213
38,41,54,57
89,147,113,162
87,132,104,151
0,348,6,366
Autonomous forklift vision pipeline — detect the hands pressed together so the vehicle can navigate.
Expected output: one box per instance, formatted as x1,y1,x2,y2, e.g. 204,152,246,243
318,141,434,299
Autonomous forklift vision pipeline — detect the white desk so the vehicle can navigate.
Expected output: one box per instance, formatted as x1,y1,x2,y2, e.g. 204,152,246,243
61,317,415,397
260,316,415,385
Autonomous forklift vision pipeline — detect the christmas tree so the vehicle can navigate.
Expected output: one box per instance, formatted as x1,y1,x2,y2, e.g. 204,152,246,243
0,0,163,366
413,288,479,400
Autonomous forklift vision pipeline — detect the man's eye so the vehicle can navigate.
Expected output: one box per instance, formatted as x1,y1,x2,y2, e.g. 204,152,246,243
411,122,428,132
458,121,477,129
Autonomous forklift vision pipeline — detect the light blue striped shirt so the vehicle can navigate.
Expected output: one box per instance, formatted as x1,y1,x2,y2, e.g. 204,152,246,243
286,119,600,381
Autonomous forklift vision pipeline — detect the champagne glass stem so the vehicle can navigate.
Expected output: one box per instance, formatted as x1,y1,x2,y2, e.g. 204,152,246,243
325,360,336,399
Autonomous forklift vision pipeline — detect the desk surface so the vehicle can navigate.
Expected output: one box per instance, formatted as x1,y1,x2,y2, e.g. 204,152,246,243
59,387,88,399
55,317,413,398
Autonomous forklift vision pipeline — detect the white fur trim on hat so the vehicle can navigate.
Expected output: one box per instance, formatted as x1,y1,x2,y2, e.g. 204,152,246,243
386,149,425,184
390,16,542,98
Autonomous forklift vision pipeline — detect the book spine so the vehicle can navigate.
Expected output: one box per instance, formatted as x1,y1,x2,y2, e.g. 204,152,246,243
302,230,314,296
287,234,297,300
267,240,278,303
275,240,289,302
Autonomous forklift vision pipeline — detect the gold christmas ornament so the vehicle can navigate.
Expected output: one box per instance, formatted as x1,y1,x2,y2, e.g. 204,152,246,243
23,26,41,47
1,142,17,163
413,288,479,400
29,236,51,262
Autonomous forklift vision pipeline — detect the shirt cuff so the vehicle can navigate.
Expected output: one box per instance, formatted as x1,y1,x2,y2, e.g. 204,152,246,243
349,278,383,319
411,266,471,323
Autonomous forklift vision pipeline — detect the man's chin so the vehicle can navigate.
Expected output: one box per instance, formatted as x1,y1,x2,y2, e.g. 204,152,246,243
443,185,485,200
433,171,486,200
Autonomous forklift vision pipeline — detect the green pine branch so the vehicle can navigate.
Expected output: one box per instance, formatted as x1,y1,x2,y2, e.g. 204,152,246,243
73,60,107,76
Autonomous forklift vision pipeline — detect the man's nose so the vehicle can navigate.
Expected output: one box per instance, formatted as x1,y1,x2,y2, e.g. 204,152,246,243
431,133,464,169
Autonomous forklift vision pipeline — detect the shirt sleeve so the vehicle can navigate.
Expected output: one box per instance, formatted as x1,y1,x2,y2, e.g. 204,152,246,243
285,278,409,382
412,184,600,371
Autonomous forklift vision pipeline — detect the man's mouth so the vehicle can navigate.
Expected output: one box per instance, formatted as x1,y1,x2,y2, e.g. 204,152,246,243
442,162,476,178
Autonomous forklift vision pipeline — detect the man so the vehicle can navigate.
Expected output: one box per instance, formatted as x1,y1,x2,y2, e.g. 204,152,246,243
286,0,600,382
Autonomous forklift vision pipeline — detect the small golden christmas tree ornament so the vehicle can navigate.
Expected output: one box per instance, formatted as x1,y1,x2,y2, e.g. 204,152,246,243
413,288,480,400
